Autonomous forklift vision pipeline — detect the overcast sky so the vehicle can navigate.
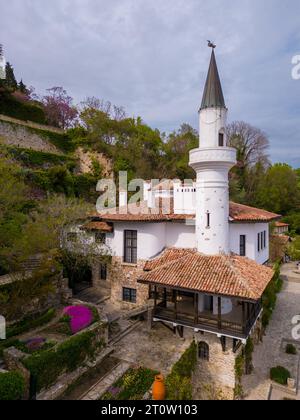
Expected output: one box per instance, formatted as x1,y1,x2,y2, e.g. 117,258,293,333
1,0,300,166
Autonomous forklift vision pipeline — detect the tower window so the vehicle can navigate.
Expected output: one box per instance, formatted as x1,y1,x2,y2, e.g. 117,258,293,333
206,212,211,229
219,133,224,147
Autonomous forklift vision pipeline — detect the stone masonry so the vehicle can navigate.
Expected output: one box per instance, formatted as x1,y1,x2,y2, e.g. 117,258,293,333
109,257,149,309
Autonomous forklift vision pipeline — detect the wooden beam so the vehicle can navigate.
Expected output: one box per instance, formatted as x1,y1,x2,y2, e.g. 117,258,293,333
154,286,157,308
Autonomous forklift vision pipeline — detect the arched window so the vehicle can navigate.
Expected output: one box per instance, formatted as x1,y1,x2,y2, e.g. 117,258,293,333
198,342,209,361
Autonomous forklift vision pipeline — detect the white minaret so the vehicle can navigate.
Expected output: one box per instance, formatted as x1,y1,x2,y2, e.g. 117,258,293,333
189,46,237,256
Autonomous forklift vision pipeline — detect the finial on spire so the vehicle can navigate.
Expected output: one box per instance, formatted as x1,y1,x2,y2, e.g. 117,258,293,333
207,40,216,49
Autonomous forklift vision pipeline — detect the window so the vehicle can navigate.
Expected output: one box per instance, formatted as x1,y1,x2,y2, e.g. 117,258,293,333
124,230,137,264
261,232,264,251
219,132,224,147
240,235,246,257
206,212,211,229
95,232,106,244
123,287,137,303
100,264,107,281
198,342,209,361
258,233,261,252
264,231,267,249
67,232,78,243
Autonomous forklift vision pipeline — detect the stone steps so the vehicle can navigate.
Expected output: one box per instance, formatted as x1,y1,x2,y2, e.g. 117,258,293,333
81,361,131,400
109,320,141,345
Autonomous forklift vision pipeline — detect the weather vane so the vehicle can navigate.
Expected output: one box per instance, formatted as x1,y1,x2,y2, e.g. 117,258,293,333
207,40,216,49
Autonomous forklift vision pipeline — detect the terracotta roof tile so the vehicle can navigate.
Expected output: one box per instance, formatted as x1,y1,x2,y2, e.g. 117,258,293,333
275,222,289,228
95,200,280,224
139,248,274,301
229,202,280,223
82,221,113,233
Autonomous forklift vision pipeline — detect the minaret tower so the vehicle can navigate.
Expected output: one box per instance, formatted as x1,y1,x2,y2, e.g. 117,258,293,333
189,44,237,255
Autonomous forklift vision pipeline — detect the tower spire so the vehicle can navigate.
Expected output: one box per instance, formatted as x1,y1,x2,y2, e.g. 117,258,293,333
201,48,226,110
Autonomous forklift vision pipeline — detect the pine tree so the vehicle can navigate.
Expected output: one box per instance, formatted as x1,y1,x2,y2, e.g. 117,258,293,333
18,79,28,94
4,62,18,90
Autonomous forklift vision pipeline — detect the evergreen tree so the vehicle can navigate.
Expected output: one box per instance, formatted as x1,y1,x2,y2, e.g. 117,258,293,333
4,62,18,90
18,79,28,94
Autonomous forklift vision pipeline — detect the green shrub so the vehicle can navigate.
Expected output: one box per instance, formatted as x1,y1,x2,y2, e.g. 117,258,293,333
101,367,158,400
23,330,102,391
270,366,291,385
0,371,25,400
6,309,56,339
262,263,282,328
8,147,73,168
286,344,297,355
165,341,197,400
0,93,46,124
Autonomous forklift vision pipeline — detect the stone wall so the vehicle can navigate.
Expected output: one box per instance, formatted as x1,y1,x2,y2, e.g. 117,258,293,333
109,257,149,309
194,333,238,400
0,119,60,154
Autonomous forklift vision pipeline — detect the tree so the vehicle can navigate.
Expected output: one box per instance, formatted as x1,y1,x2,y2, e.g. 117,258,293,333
163,124,198,179
42,87,78,129
3,62,18,90
255,164,300,215
226,121,270,204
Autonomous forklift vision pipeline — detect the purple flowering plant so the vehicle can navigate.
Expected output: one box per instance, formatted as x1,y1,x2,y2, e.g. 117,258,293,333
63,305,93,334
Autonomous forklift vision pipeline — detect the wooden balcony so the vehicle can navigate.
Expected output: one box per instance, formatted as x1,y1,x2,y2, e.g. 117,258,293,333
150,287,262,340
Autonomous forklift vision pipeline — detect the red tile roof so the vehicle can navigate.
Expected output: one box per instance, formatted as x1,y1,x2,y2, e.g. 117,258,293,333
275,222,289,228
95,200,280,223
82,221,113,233
139,248,274,301
229,202,280,223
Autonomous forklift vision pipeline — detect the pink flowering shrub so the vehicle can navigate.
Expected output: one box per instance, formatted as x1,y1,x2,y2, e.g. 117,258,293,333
63,306,93,334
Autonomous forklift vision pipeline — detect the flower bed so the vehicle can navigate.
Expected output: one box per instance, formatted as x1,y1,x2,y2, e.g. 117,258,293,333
101,367,158,401
44,305,99,336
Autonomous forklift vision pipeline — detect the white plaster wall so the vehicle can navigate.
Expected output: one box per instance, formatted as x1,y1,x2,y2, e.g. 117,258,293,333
229,223,269,264
110,222,166,260
199,107,228,148
166,223,196,249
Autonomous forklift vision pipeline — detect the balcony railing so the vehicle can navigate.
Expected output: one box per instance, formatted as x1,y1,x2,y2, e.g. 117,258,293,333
153,300,262,339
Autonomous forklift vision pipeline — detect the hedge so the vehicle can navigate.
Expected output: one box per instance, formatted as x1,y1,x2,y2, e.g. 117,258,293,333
6,309,56,339
23,330,104,391
8,147,74,168
165,341,197,400
0,371,25,400
270,366,291,386
262,262,283,328
0,92,46,124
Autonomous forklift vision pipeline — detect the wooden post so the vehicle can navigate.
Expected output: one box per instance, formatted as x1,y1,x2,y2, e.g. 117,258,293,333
218,297,222,330
154,286,157,309
174,290,178,321
163,288,167,308
194,293,198,324
242,302,246,334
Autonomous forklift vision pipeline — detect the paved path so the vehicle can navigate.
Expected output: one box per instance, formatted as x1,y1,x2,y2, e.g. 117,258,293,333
242,266,300,400
114,322,193,376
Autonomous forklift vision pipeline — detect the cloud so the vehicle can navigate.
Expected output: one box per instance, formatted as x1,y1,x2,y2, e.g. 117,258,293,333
1,0,300,165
